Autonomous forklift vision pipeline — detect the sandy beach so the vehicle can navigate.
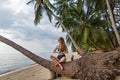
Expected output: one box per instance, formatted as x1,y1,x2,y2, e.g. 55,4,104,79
0,52,120,80
0,64,51,80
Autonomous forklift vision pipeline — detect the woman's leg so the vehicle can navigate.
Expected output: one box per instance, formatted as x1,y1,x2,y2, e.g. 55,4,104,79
50,55,63,70
59,57,66,63
50,55,59,66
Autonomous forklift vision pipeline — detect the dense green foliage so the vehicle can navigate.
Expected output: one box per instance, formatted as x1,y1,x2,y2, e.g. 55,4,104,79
28,0,120,51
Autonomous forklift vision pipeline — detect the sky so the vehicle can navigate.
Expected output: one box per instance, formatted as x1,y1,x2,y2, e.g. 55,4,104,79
0,0,69,54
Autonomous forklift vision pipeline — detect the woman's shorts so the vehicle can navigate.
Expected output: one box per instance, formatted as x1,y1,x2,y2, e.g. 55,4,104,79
57,54,65,60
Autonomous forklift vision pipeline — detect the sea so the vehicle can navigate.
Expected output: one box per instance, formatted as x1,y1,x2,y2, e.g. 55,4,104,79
0,52,56,75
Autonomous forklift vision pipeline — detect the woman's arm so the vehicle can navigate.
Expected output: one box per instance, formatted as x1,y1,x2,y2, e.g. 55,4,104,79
53,46,57,53
53,44,60,53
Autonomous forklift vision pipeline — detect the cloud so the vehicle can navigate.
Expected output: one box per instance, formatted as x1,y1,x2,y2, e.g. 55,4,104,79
0,0,67,54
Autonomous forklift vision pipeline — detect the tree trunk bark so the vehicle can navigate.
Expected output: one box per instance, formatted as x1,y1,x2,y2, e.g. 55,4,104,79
0,35,120,80
0,35,81,78
105,0,120,46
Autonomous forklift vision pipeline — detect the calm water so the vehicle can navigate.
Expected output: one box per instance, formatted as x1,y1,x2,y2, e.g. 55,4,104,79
0,52,53,75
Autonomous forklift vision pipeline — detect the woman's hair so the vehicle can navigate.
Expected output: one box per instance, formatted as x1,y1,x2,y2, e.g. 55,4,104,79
58,37,67,52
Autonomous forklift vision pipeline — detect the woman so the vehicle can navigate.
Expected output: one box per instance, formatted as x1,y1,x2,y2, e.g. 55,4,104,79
50,37,68,70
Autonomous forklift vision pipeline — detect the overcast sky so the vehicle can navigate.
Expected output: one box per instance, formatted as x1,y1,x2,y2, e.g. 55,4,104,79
0,0,68,55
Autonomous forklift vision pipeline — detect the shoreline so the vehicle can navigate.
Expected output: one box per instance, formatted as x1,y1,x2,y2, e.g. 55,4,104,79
0,64,51,80
0,52,79,76
0,64,37,77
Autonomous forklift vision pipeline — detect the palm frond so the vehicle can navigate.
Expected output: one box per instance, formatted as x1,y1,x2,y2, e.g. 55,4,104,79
26,0,35,5
43,3,53,22
77,0,83,13
44,0,57,11
95,0,105,11
34,4,43,25
55,21,61,28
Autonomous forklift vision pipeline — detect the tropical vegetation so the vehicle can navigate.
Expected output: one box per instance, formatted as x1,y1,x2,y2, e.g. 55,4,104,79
27,0,120,52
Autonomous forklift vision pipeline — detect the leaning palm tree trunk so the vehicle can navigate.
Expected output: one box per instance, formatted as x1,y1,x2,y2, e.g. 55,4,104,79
105,0,120,45
56,19,85,55
58,20,85,55
0,35,120,80
0,35,81,78
52,13,85,55
0,35,51,69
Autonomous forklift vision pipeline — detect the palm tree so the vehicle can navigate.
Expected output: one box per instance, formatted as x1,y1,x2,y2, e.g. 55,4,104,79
27,0,120,52
27,0,85,55
0,35,120,80
60,0,116,51
105,0,120,45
